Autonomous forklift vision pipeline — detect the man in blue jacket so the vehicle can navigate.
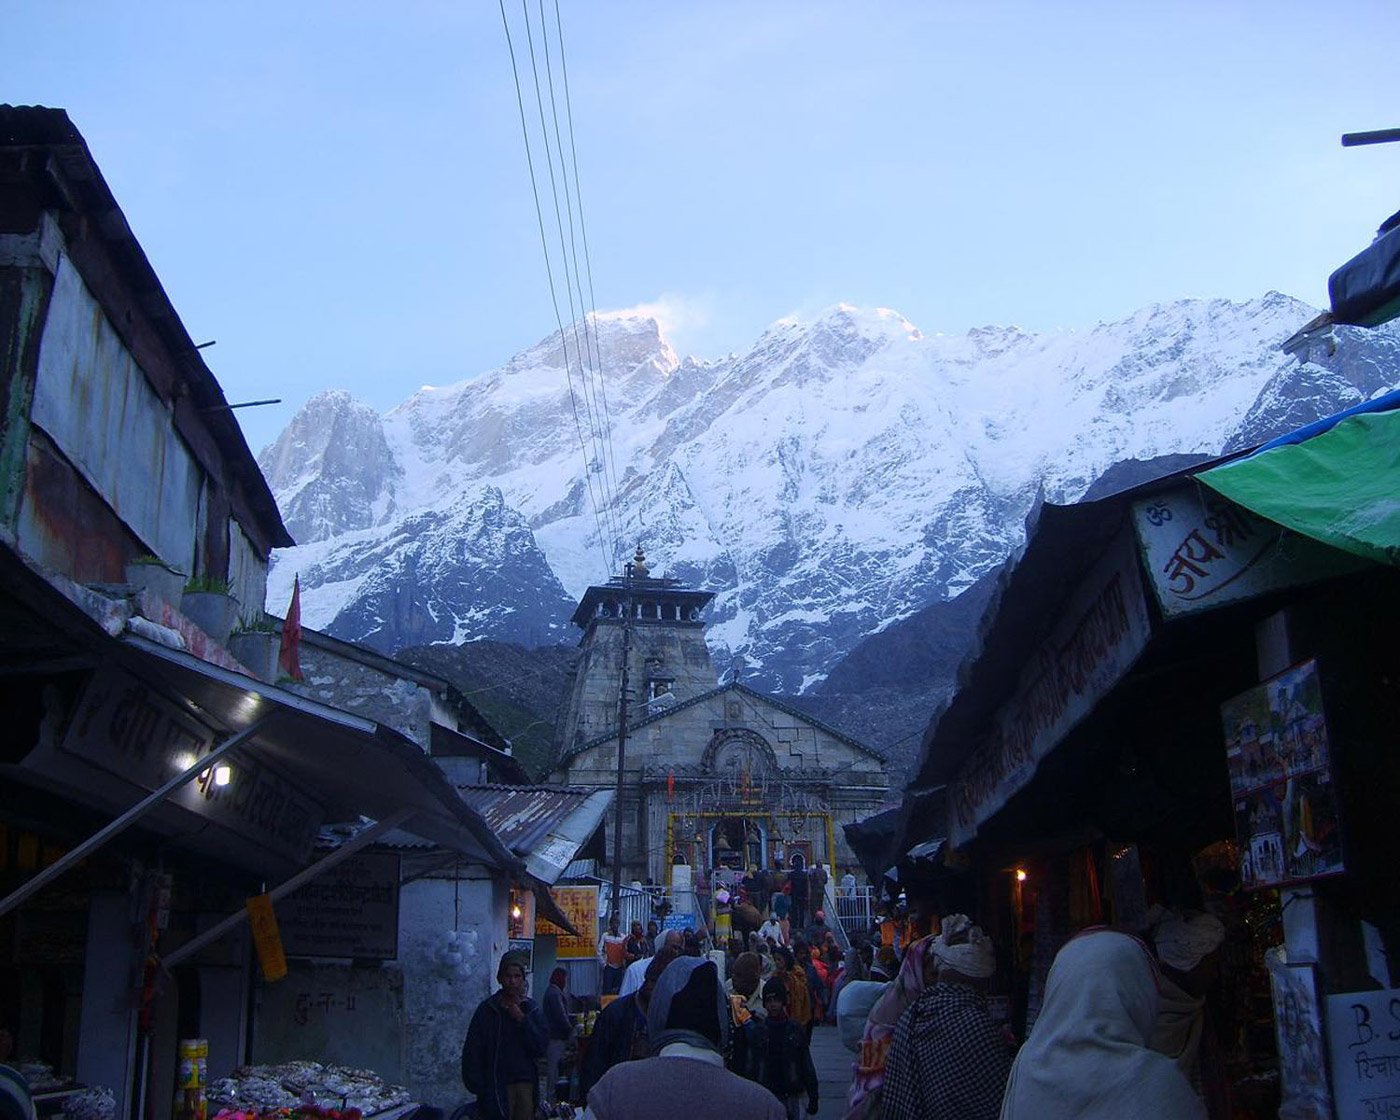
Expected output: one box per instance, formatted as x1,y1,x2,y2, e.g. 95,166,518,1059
462,952,548,1120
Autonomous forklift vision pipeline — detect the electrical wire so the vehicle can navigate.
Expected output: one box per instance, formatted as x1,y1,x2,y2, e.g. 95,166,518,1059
547,0,624,560
534,0,622,563
497,0,614,579
517,0,624,565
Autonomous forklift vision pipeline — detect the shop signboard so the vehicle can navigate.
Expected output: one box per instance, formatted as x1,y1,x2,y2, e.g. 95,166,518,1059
278,852,401,960
36,666,323,865
1132,487,1360,617
1326,987,1400,1120
949,531,1152,847
1221,659,1344,889
661,912,697,932
537,885,598,959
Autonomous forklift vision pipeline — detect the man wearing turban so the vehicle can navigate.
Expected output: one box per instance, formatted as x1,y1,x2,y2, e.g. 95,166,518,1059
1150,910,1229,1119
881,914,1012,1120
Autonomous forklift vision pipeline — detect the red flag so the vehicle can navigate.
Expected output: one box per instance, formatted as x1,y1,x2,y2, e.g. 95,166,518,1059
278,576,303,682
667,769,675,800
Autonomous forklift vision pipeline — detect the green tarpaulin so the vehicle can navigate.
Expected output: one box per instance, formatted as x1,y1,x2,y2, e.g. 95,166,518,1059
1199,407,1400,566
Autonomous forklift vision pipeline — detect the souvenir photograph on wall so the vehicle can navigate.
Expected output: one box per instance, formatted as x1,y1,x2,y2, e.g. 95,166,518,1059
1222,659,1344,889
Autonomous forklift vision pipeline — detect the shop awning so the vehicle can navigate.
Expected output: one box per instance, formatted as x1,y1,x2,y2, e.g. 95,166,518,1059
1199,394,1400,567
844,807,903,884
0,544,522,899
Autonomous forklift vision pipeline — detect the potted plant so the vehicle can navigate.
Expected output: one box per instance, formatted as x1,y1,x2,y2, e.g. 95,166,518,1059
227,615,279,681
180,576,240,644
124,555,186,606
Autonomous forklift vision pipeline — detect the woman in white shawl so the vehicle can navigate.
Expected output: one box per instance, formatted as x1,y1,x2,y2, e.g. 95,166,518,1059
1000,930,1205,1120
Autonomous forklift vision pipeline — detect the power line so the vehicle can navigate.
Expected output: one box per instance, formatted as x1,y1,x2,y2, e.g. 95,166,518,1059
533,0,622,563
497,0,614,579
517,0,623,565
547,0,624,561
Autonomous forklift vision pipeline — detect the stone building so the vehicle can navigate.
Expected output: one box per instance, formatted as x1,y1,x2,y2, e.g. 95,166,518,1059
551,549,890,888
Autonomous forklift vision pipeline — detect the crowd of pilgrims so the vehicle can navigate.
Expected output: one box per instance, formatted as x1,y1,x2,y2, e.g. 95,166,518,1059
462,901,1228,1120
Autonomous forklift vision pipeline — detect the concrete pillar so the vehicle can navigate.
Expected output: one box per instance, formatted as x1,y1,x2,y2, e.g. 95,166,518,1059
75,892,138,1117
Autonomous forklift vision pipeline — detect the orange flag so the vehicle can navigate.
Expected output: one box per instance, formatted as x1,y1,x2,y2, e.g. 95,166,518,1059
277,576,303,681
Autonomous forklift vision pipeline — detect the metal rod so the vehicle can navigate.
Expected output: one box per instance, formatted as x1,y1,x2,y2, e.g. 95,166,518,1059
194,340,217,350
0,716,275,919
161,807,414,970
609,562,634,922
1342,128,1400,147
201,398,282,412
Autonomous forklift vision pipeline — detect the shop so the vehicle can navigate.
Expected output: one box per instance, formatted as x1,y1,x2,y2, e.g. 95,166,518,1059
896,395,1400,1118
0,546,524,1120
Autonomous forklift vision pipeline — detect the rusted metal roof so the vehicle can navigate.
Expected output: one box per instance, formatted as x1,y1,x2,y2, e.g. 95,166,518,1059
456,784,614,885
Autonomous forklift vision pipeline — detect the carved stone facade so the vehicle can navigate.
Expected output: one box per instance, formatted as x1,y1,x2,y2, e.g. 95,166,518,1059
551,554,890,884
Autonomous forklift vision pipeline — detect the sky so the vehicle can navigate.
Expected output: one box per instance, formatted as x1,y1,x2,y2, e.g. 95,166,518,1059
9,1,1399,455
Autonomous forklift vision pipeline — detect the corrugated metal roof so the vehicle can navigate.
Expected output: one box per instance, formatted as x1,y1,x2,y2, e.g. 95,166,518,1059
456,784,614,884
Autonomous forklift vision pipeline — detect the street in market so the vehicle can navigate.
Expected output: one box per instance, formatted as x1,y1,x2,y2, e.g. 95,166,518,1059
4,6,1400,1120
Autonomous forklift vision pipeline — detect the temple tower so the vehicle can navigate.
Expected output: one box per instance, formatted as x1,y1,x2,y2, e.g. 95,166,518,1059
553,546,717,756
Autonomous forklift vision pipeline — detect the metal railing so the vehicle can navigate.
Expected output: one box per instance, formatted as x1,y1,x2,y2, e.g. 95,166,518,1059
833,885,877,939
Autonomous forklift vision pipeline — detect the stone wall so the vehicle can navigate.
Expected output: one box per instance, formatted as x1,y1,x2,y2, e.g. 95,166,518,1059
555,620,718,752
398,871,503,1108
291,645,439,750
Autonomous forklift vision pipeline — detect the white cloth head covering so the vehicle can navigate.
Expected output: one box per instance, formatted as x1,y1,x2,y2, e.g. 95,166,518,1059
931,913,996,979
1000,931,1205,1120
1153,911,1226,973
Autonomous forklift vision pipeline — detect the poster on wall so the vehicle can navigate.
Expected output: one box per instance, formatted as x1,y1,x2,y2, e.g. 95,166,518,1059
1266,949,1333,1118
1326,987,1400,1119
506,938,534,973
1221,659,1344,889
537,885,598,960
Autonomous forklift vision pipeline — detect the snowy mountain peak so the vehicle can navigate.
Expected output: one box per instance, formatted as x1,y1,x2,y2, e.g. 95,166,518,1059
263,295,1400,690
500,313,680,381
257,390,398,544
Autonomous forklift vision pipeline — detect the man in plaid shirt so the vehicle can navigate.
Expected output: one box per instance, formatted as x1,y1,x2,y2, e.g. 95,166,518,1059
881,915,1013,1120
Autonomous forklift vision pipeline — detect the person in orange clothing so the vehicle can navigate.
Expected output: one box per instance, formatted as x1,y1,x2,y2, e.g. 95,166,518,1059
776,945,817,1045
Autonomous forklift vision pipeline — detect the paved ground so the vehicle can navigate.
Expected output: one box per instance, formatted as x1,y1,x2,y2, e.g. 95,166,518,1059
809,1023,855,1119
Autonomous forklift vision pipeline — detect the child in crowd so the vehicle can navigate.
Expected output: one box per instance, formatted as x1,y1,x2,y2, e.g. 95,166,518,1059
732,976,819,1118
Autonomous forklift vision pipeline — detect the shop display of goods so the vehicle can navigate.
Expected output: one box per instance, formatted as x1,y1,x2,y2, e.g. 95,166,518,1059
207,1063,410,1118
16,1060,71,1093
62,1088,116,1120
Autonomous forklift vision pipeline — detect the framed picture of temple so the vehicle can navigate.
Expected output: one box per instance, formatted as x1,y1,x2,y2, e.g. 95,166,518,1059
1221,659,1344,889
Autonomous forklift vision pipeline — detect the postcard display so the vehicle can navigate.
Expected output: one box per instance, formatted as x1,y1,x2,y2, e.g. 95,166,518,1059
1220,660,1345,891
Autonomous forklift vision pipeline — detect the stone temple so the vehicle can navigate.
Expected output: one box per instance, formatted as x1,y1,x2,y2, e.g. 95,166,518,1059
549,548,891,888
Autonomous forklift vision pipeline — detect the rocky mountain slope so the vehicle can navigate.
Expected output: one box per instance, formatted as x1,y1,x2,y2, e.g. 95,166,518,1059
259,296,1400,699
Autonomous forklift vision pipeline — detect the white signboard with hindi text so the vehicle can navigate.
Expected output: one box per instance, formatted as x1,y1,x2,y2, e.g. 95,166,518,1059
948,530,1152,848
1132,487,1361,617
1326,989,1400,1119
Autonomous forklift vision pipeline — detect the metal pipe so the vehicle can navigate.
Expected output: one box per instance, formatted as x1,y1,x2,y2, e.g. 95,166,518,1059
1342,128,1400,147
161,807,414,970
0,716,275,919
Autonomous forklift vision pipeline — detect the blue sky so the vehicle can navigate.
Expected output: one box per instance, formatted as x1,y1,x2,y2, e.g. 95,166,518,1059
9,1,1399,454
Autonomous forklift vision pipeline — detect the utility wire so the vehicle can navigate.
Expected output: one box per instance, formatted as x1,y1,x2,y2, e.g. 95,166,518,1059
546,0,624,564
497,0,613,579
534,0,622,563
517,0,622,565
551,0,624,554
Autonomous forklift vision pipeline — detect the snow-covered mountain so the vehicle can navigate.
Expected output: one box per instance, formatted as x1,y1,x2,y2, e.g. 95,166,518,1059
260,295,1400,690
